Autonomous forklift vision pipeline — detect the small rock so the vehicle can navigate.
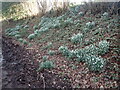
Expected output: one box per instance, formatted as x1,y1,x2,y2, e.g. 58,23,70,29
100,85,104,88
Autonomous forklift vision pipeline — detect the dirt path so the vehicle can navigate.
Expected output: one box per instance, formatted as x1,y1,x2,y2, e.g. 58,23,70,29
2,36,72,89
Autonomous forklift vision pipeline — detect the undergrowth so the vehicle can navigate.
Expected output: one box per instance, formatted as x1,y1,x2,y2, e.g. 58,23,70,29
4,4,119,72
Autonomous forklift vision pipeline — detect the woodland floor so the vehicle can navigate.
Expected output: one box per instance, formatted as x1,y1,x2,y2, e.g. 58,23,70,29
1,14,120,89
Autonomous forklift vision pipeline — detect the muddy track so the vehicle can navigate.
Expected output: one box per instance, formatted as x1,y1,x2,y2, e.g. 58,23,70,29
2,36,72,89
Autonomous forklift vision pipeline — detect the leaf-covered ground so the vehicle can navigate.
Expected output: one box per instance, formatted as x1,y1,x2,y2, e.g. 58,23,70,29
2,7,120,89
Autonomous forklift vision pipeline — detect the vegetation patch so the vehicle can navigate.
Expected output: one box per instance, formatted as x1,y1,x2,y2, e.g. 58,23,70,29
2,2,119,88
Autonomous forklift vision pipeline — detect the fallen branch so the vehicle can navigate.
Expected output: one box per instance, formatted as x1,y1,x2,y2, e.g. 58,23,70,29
26,48,35,50
41,73,45,89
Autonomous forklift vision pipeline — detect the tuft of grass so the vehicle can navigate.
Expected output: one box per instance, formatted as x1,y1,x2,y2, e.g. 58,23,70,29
38,61,55,70
28,34,36,40
85,55,106,72
48,50,56,56
102,12,109,20
71,33,83,44
86,21,95,29
58,46,70,57
42,55,48,61
98,40,109,55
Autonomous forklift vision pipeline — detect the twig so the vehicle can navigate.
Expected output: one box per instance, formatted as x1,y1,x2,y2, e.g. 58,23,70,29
41,73,45,90
26,48,34,50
